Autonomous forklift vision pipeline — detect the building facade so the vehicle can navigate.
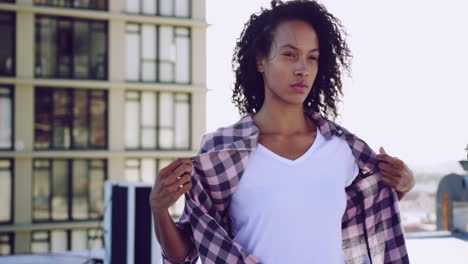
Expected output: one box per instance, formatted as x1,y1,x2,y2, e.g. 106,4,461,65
0,0,207,255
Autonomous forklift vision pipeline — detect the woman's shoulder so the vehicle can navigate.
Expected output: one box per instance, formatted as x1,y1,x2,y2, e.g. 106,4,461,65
198,115,255,154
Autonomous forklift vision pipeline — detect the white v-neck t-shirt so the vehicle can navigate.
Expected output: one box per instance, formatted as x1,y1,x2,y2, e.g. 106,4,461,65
229,125,359,264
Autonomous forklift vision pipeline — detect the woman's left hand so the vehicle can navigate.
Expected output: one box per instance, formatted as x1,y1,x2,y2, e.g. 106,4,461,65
376,147,415,197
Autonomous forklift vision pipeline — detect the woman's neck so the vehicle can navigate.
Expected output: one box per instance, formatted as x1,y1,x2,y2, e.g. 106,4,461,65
252,102,315,135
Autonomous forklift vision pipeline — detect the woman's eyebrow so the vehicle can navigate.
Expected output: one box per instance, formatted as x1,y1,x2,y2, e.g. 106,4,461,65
280,44,319,53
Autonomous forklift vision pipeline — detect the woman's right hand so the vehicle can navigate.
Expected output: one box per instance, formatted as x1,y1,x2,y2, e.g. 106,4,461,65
149,158,194,212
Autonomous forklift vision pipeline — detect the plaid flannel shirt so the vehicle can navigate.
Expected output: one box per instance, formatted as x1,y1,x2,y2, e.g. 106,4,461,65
161,110,409,264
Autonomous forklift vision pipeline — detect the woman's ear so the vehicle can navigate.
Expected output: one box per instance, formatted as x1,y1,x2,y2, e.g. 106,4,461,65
256,55,265,73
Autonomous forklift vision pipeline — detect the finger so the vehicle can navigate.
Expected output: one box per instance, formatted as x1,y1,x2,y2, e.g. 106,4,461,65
175,181,193,197
378,162,400,175
165,163,193,186
159,158,192,178
171,174,192,192
379,146,387,155
376,153,394,164
381,176,398,188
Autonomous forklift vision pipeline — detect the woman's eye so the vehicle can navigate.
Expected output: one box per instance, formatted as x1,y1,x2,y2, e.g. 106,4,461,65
309,56,318,60
283,53,295,57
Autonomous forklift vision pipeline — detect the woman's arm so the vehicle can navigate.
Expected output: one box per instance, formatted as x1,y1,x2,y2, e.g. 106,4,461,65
152,208,194,263
150,158,197,263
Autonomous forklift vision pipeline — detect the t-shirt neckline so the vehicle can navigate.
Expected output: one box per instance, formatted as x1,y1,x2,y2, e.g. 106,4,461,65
257,125,322,166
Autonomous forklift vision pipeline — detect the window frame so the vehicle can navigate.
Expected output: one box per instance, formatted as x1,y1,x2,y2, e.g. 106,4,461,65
125,0,192,18
0,159,13,225
34,15,108,80
32,158,107,223
33,0,108,11
0,84,14,151
0,11,15,77
34,87,108,150
125,90,192,151
125,23,192,84
31,228,103,253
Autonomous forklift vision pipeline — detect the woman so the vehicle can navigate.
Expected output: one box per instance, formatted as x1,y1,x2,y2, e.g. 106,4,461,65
150,1,414,263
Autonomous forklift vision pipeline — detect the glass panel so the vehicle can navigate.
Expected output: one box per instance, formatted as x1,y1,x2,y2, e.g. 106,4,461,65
175,99,190,149
159,129,173,149
51,230,67,253
52,160,69,221
89,91,107,148
159,93,173,127
73,21,90,78
159,62,173,82
142,61,156,82
33,165,51,220
52,90,71,149
175,0,190,17
142,128,156,149
71,230,87,251
89,164,104,218
72,160,88,220
90,22,107,79
125,0,140,13
35,88,52,149
0,96,12,149
125,29,140,81
125,98,140,148
31,242,49,253
0,13,13,76
160,26,174,61
36,17,57,77
141,92,156,127
141,159,155,183
88,229,103,250
0,235,11,255
73,90,89,148
57,20,73,78
142,0,156,15
125,158,139,182
160,0,173,16
0,170,11,222
175,31,190,83
142,25,156,60
125,167,139,182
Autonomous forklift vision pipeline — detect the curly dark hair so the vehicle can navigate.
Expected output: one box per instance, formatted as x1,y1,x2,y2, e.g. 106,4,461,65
231,0,352,120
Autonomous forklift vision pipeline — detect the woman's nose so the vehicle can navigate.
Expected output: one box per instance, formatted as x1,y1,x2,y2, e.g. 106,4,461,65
294,59,309,77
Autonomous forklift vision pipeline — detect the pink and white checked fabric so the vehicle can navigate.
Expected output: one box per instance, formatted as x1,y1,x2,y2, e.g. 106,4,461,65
161,110,409,264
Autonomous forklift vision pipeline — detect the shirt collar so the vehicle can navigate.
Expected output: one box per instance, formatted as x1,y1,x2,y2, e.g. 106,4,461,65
218,110,346,153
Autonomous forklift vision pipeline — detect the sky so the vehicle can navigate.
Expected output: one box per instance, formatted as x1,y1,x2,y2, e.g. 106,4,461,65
205,0,468,175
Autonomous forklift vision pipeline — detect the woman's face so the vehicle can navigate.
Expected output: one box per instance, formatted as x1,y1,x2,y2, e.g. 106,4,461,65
257,19,319,107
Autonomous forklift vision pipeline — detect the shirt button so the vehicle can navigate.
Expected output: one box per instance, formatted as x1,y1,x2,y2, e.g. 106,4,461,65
337,129,343,135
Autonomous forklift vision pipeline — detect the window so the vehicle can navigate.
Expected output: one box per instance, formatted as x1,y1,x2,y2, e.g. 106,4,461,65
0,1,15,3
35,87,108,150
125,0,190,17
34,0,107,10
0,85,13,150
32,159,106,222
31,228,103,253
126,24,190,83
0,233,13,256
0,12,15,76
35,16,108,80
125,158,184,218
0,159,13,224
125,91,191,150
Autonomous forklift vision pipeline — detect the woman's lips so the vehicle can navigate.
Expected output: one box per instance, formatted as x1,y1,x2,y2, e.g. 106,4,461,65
291,84,307,93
